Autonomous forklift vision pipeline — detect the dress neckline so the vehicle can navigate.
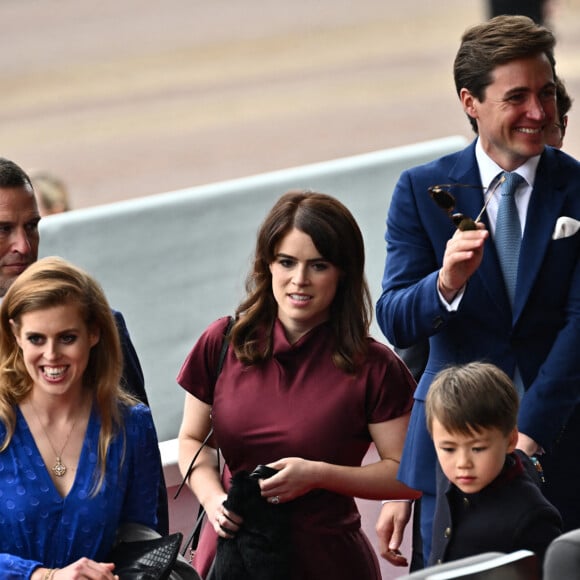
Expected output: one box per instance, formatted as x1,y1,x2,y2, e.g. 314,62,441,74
16,404,96,499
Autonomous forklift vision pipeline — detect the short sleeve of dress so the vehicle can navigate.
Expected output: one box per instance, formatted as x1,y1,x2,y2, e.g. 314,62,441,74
364,339,416,424
176,316,232,404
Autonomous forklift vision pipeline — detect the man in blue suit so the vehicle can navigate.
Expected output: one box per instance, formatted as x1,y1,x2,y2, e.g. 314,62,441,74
375,15,580,566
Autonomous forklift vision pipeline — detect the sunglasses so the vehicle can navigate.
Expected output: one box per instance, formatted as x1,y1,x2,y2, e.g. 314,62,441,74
428,176,506,231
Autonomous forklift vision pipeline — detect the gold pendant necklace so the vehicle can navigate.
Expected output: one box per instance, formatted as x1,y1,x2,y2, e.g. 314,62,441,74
52,456,68,477
30,402,79,478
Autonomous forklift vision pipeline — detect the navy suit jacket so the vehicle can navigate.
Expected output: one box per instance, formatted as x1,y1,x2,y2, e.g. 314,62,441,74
376,141,580,496
112,309,148,406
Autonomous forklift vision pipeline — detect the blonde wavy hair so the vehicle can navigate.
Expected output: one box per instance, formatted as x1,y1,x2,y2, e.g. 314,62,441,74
0,256,136,492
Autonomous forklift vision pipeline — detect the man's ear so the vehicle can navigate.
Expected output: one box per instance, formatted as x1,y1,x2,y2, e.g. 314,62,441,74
460,88,478,120
562,115,568,137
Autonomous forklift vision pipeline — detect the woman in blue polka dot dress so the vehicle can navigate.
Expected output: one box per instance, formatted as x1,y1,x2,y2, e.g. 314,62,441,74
0,257,162,580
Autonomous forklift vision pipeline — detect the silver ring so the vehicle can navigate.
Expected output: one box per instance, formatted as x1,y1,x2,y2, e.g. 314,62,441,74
271,495,280,505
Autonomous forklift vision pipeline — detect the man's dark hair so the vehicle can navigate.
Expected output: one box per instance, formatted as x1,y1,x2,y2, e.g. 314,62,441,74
454,15,556,133
555,76,572,125
0,158,34,190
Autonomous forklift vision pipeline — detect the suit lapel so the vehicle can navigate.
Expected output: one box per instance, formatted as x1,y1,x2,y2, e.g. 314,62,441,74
448,147,512,315
513,150,567,320
448,148,568,322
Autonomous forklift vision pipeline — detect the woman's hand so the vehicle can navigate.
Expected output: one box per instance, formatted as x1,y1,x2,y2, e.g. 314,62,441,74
207,492,243,539
258,457,319,503
38,559,118,579
375,501,413,567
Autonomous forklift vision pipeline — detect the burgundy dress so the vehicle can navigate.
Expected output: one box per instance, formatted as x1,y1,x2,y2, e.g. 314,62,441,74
177,317,415,580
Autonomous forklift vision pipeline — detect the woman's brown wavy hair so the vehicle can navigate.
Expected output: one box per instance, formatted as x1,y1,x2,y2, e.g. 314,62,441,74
231,190,372,373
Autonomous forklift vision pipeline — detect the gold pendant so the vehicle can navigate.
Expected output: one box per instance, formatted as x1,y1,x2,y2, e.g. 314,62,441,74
52,457,67,477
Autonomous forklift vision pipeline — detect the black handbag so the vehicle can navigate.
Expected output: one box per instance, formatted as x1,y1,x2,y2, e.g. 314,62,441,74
108,531,184,580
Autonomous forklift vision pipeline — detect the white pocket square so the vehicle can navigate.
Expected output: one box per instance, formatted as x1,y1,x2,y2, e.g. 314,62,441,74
552,216,580,240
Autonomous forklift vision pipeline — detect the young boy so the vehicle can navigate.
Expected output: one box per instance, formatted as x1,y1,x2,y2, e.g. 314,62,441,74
425,362,562,569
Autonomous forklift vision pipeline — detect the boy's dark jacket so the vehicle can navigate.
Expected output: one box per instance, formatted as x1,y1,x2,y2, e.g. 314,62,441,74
429,451,562,567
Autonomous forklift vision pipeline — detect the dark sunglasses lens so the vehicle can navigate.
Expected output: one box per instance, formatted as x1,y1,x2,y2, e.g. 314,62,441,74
451,213,465,227
429,188,455,211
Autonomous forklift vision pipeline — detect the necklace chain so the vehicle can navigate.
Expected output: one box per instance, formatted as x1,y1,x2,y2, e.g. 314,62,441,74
30,402,79,478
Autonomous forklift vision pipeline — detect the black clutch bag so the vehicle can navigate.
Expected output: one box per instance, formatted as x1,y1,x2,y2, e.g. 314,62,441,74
108,531,183,580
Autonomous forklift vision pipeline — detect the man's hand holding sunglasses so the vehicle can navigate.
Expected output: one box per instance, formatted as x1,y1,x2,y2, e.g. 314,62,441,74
429,179,504,303
438,222,489,303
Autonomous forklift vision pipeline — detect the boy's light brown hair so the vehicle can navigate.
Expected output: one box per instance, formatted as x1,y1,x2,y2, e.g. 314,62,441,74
425,362,519,437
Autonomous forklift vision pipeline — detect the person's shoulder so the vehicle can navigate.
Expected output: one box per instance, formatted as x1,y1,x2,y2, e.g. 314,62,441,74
110,308,123,322
119,402,161,441
197,316,234,348
368,335,420,359
543,146,580,172
499,455,559,514
406,139,475,177
366,337,398,360
509,472,563,528
110,309,130,336
206,316,234,334
121,401,154,425
366,337,415,375
180,316,233,352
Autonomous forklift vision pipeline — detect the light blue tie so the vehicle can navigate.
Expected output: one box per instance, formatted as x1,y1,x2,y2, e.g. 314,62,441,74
495,172,524,305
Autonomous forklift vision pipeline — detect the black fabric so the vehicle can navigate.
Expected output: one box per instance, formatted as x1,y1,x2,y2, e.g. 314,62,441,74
430,453,562,569
108,532,183,580
409,497,424,572
213,471,291,580
487,0,547,24
394,342,429,383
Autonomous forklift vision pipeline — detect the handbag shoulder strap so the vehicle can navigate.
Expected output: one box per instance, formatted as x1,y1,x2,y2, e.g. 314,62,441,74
176,317,234,557
174,315,234,500
215,315,234,378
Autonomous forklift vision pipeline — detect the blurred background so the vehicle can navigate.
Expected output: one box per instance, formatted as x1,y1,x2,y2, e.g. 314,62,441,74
2,0,579,211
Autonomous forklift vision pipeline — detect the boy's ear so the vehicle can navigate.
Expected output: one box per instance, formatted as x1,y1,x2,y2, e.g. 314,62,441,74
506,427,519,453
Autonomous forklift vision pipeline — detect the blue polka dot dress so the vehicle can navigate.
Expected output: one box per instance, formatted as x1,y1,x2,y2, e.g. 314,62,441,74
0,403,161,579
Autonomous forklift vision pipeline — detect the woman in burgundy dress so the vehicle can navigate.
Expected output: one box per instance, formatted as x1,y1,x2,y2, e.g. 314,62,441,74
177,190,420,579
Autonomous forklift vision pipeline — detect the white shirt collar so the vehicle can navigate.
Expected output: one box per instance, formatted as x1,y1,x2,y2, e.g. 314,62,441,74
475,138,541,190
